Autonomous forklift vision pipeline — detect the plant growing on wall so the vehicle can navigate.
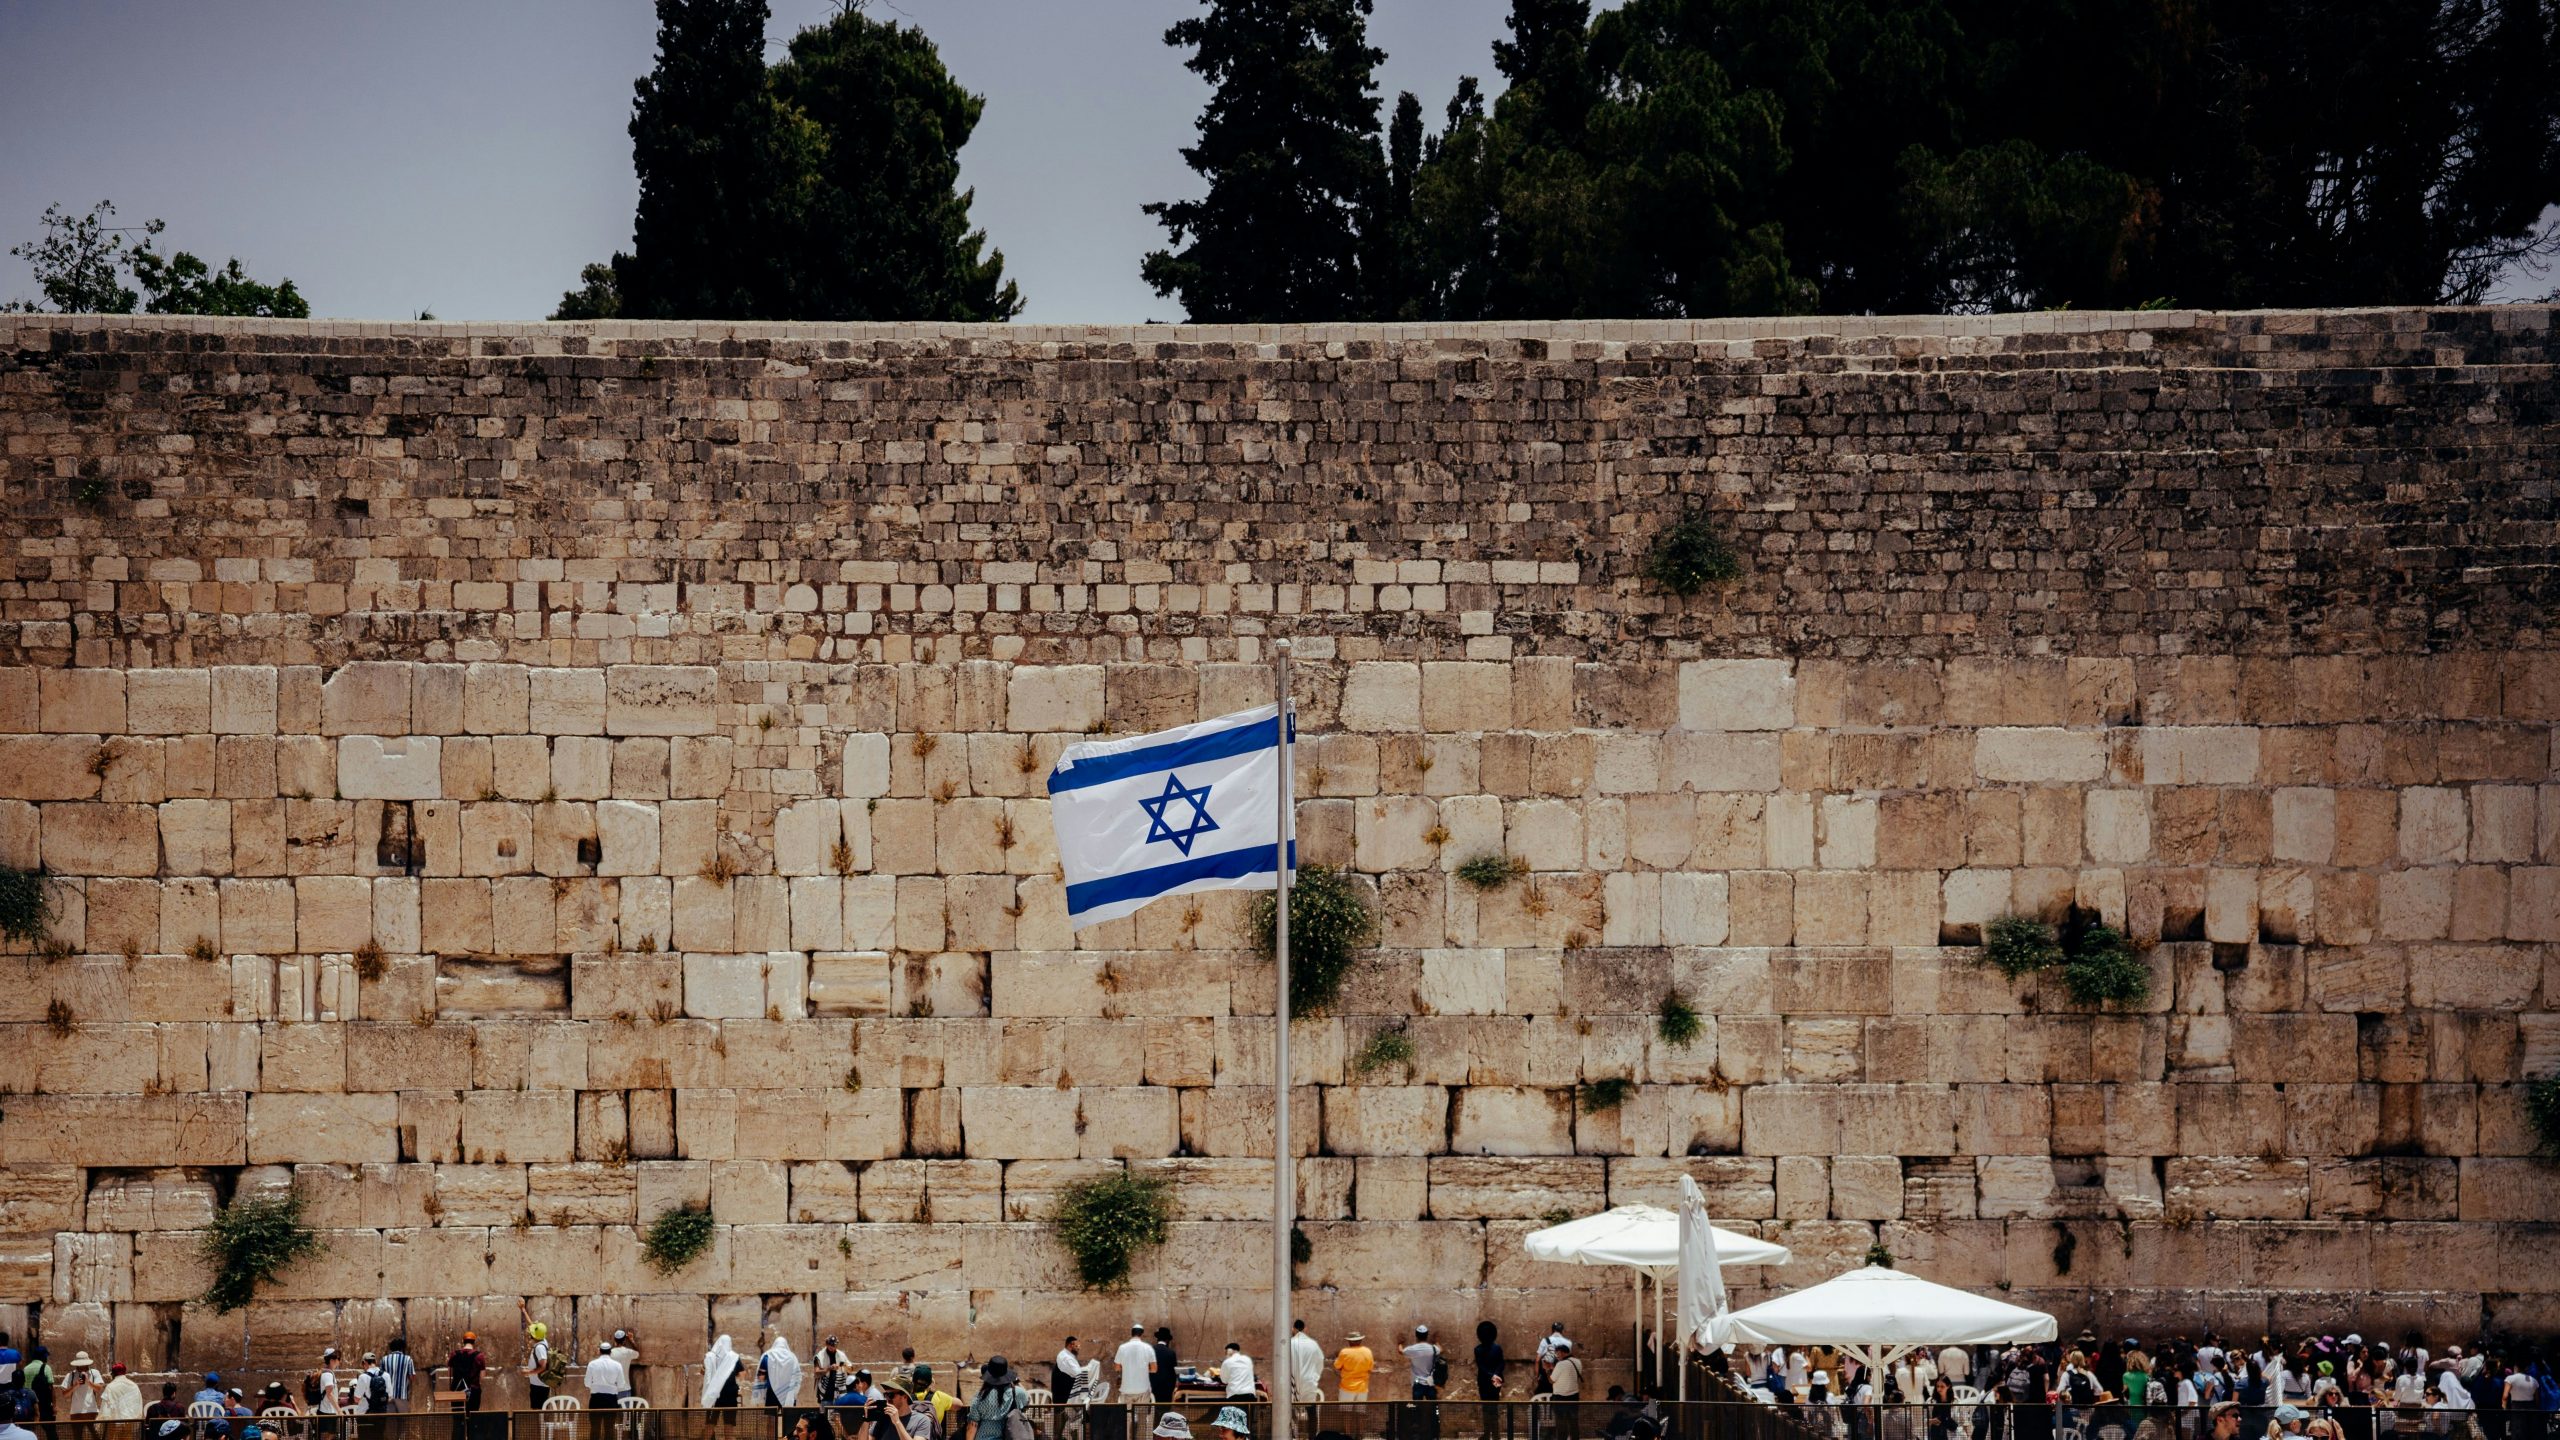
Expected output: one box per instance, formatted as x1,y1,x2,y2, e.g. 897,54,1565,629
1657,989,1704,1048
1250,863,1376,1015
641,1203,717,1275
1643,504,1742,596
0,866,49,946
1052,1169,1171,1290
1865,1240,1895,1269
1984,914,2064,977
1579,1076,1636,1113
1979,911,2150,1007
1454,852,1525,891
1350,1023,1417,1081
201,1192,323,1313
2529,1075,2560,1159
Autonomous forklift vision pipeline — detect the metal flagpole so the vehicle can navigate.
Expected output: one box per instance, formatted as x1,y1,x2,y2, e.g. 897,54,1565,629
1270,639,1296,1440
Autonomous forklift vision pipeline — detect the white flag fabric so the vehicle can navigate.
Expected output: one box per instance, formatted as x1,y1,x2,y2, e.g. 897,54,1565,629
1046,703,1293,931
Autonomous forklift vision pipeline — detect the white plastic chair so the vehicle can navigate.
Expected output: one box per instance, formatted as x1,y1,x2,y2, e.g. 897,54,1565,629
188,1400,229,1440
540,1394,584,1440
616,1393,651,1440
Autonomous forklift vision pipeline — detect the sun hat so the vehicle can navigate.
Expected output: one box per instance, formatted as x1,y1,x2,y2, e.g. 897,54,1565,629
1212,1407,1252,1434
71,1352,93,1368
1345,1333,1365,1344
2277,1406,2307,1423
1153,1416,1195,1440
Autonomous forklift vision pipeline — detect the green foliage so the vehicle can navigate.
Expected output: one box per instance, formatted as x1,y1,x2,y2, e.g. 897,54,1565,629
1350,1024,1417,1081
1982,912,2150,1008
1290,1224,1313,1267
1540,1207,1575,1227
1864,1240,1894,1269
1644,505,1742,595
2522,1075,2560,1158
1657,988,1704,1048
1143,0,1387,321
200,1192,322,1313
1579,1076,1635,1113
1983,914,2064,978
576,0,1018,322
7,201,307,317
1051,1169,1172,1290
1250,863,1377,1015
1454,852,1525,891
640,1203,717,1275
0,866,49,946
2060,923,2149,1007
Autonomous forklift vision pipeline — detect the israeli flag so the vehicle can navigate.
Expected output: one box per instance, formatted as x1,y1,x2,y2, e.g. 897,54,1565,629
1046,703,1294,932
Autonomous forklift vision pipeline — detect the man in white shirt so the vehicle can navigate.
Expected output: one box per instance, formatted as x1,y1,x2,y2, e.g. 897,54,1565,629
1288,1322,1324,1406
1117,1326,1158,1422
585,1343,627,1407
1220,1344,1256,1399
1055,1338,1085,1401
1937,1347,1969,1384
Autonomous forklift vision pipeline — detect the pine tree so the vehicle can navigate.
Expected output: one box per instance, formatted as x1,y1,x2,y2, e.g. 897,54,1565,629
614,0,798,319
769,8,1021,321
1143,0,1388,322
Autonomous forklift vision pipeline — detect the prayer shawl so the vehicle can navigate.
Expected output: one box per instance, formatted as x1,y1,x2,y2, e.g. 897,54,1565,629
761,1339,803,1407
702,1337,742,1407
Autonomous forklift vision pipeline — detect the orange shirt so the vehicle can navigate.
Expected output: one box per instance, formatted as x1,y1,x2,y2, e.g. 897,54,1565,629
1336,1347,1375,1392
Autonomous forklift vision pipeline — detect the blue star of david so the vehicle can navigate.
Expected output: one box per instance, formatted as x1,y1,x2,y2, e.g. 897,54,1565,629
1138,771,1220,855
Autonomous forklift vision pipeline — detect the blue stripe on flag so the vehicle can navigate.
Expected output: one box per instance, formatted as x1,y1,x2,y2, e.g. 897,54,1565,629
1063,841,1297,915
1047,713,1295,794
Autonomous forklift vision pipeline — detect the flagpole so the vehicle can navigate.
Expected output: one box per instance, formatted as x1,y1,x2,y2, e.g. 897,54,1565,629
1270,638,1295,1440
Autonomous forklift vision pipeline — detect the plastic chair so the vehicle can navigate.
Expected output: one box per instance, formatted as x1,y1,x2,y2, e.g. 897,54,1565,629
616,1394,651,1440
188,1400,229,1440
540,1394,584,1440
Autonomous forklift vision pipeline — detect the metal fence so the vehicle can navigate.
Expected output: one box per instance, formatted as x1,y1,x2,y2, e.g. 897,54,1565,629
21,1402,2547,1440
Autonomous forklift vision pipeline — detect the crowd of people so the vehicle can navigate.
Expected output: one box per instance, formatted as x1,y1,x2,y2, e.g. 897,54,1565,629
1723,1332,2557,1440
0,1322,2551,1440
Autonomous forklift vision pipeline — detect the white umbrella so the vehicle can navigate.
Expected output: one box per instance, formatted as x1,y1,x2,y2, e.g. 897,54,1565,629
1525,1202,1790,1392
1673,1177,1727,1401
1704,1264,2057,1376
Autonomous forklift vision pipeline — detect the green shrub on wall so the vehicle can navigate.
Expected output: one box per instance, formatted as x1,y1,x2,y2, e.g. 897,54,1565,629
1250,864,1377,1015
1643,504,1743,596
1979,911,2151,1008
1984,914,2063,977
1657,989,1705,1048
2529,1076,2560,1159
0,866,49,946
641,1204,717,1275
1052,1169,1172,1290
201,1192,322,1313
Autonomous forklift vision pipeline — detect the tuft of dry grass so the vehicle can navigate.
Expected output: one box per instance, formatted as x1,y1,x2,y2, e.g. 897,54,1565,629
189,935,220,963
352,940,387,982
44,998,76,1036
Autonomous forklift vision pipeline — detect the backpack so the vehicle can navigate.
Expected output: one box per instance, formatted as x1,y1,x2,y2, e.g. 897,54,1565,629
8,1391,33,1423
2067,1372,2097,1406
1433,1350,1449,1388
303,1372,324,1406
369,1371,391,1411
540,1346,569,1390
2004,1366,2033,1399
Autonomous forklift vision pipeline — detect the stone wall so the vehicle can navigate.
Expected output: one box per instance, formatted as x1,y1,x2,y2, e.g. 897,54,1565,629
0,309,2553,1391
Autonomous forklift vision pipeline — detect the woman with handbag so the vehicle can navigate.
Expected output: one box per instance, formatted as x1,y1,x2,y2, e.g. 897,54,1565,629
969,1357,1032,1440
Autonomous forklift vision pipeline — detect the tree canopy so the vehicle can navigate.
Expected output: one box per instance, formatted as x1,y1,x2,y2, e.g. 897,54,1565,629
1157,0,2560,320
559,0,1019,321
7,201,309,317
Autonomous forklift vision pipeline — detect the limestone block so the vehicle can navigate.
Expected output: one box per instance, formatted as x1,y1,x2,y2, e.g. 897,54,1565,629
2269,787,2336,864
2205,867,2259,944
2399,786,2469,863
1975,1156,2060,1218
459,1089,574,1164
1679,659,1795,732
1421,662,1513,732
1449,1086,1572,1155
960,1086,1081,1159
1975,728,2105,783
1774,1155,1828,1218
2378,869,2454,941
1077,1086,1179,1159
550,734,609,800
127,670,209,734
1661,873,1731,945
1829,1154,1904,1220
681,952,764,1019
2516,867,2560,941
1417,948,1504,1016
594,799,659,877
842,733,891,797
1355,795,1439,873
1340,663,1421,732
0,1168,86,1232
1793,872,1871,944
606,665,719,735
527,1162,637,1224
336,735,442,800
1507,798,1582,870
2456,1157,2560,1220
159,799,232,876
2140,727,2261,784
295,874,374,952
1321,1086,1449,1157
1427,1156,1604,1219
1743,1085,1839,1156
805,951,891,1018
1662,732,1784,792
344,1023,474,1091
320,662,409,735
40,669,125,733
1007,665,1102,732
41,803,159,875
2165,1157,2309,1218
2079,789,2148,864
774,799,843,876
247,1094,397,1165
529,669,605,734
210,667,278,735
789,1160,863,1222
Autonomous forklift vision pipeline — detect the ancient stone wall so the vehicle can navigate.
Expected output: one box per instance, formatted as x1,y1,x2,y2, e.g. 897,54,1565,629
0,309,2554,1392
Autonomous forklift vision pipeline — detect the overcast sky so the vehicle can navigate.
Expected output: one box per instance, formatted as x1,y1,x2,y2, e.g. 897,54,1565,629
4,2,2548,322
0,0,1519,323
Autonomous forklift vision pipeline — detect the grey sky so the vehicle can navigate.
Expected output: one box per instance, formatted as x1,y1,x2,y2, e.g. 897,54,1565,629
0,0,1519,323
